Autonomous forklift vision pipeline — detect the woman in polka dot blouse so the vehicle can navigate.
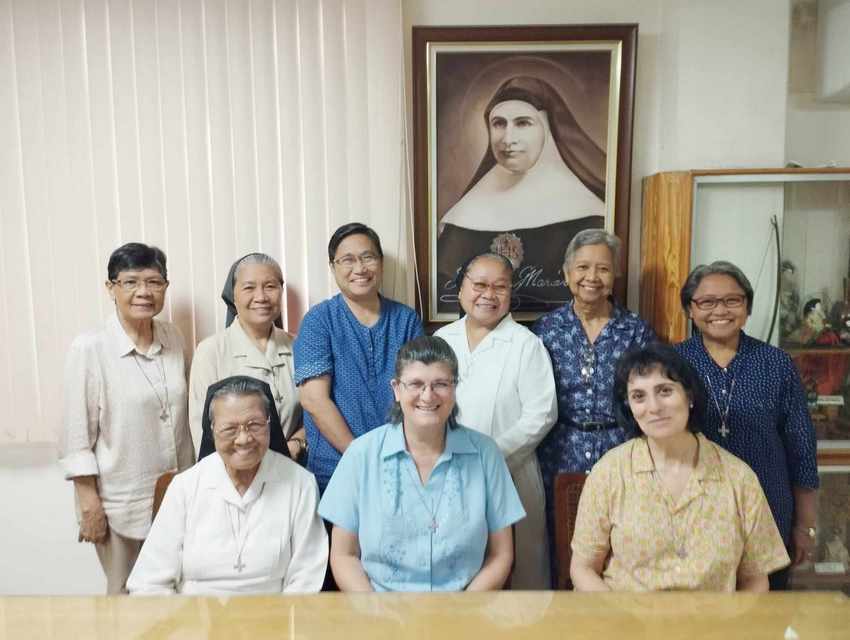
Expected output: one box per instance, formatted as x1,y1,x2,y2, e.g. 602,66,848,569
674,260,819,590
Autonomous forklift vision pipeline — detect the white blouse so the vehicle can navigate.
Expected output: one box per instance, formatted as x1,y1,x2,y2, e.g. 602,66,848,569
436,315,557,470
59,312,195,539
127,450,328,595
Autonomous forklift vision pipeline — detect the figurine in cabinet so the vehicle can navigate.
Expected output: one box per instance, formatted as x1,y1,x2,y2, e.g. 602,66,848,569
824,527,849,570
780,260,801,338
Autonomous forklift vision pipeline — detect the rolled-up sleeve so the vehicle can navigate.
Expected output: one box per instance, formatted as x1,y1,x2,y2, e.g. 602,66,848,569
58,336,101,478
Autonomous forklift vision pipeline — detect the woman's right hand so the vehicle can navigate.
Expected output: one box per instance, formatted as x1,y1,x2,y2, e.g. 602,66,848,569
74,477,109,543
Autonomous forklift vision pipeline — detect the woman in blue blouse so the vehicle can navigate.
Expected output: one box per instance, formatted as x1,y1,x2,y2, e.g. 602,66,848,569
318,335,525,592
674,260,819,590
294,223,423,492
531,229,655,583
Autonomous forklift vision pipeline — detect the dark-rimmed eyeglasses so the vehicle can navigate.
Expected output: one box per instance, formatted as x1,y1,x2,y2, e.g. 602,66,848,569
690,295,746,311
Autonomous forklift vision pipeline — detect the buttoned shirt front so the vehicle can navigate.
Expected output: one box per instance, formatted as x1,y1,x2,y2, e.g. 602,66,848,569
127,450,328,595
435,314,556,588
675,333,819,543
59,312,195,539
189,320,301,456
532,303,656,475
318,423,526,592
293,294,423,489
572,434,790,591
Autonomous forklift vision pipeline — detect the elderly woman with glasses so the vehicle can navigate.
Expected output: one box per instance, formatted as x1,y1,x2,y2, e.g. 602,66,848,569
59,242,195,594
435,252,556,589
531,228,655,584
674,261,819,590
294,223,423,492
318,335,525,592
127,376,327,595
189,253,304,462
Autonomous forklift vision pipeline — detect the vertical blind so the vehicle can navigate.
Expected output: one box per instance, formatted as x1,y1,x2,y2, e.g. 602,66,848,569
0,0,410,443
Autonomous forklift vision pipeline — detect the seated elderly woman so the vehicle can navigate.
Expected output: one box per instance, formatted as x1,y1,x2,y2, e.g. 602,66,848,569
318,335,526,592
127,376,327,595
570,344,790,592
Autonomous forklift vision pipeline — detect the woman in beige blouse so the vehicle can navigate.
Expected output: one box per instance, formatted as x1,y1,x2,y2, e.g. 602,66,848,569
189,253,305,461
570,343,789,592
59,242,195,594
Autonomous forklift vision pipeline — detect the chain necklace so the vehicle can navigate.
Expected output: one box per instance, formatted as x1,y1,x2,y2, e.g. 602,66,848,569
705,373,736,439
404,457,448,534
132,352,170,421
227,483,266,572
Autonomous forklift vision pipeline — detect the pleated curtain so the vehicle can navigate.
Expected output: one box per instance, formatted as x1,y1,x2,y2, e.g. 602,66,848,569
0,0,410,443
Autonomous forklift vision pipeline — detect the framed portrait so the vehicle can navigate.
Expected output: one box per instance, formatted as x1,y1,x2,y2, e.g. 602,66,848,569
412,24,638,325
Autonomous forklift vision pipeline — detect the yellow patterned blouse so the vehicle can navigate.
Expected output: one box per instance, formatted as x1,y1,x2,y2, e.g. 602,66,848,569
571,433,790,591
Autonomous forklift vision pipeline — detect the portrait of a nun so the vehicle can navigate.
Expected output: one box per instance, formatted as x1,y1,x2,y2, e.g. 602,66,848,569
437,75,607,314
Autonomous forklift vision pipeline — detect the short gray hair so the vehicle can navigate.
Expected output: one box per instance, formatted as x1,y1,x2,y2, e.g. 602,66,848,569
680,261,754,314
387,336,460,427
232,253,283,289
207,377,273,425
563,228,622,274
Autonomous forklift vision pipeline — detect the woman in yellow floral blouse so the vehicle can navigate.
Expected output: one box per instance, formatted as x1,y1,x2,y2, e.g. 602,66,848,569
570,344,789,591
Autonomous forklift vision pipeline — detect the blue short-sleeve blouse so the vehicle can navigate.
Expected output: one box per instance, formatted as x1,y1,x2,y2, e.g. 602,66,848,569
318,423,526,592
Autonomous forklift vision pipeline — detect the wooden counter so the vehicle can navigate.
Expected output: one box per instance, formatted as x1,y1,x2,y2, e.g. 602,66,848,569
2,592,849,639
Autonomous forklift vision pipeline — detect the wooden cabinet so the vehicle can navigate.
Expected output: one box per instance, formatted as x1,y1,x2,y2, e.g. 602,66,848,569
640,168,850,592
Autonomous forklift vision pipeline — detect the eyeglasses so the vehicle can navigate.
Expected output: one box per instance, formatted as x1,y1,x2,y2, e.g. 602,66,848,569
213,419,269,440
464,275,511,297
690,295,746,311
397,379,456,396
111,278,168,292
332,252,381,269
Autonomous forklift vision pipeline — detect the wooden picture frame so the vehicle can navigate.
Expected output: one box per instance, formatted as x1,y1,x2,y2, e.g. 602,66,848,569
412,24,638,325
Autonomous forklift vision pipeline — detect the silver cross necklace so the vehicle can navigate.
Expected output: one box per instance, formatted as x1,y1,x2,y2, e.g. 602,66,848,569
404,458,448,534
705,373,736,439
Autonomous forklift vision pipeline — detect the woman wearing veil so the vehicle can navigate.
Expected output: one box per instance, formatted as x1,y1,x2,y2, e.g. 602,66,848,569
437,76,607,313
189,253,305,461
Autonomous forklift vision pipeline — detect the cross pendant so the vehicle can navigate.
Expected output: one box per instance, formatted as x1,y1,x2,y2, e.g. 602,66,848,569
234,558,245,572
719,422,730,438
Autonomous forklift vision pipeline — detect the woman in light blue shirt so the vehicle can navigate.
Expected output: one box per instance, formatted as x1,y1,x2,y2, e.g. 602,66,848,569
318,335,525,591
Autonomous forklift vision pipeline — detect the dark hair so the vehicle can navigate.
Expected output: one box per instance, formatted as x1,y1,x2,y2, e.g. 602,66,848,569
207,376,273,426
680,260,754,315
327,222,383,263
612,343,706,436
107,242,168,281
387,335,459,427
453,252,515,318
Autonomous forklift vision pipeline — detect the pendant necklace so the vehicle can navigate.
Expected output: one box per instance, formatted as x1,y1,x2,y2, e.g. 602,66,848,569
405,457,448,534
705,374,735,439
228,483,265,572
133,352,170,421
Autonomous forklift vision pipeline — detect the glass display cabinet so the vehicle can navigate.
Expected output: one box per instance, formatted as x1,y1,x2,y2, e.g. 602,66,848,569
640,168,850,592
